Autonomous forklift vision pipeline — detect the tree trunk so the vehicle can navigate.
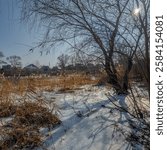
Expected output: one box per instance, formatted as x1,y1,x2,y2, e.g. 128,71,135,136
122,58,133,94
105,61,121,93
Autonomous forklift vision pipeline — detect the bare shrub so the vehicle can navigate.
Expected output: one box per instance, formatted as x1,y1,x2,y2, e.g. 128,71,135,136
107,83,149,149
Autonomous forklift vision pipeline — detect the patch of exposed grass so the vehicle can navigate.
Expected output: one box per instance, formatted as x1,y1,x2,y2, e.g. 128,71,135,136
0,124,42,150
14,101,61,128
0,100,61,149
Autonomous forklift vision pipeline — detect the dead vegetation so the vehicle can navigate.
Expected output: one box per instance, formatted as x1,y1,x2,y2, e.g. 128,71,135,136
0,124,42,150
0,99,61,150
0,73,102,149
0,74,102,96
0,75,65,149
14,101,61,128
0,100,16,117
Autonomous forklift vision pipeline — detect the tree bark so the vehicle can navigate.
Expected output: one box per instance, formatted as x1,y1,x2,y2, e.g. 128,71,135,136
122,57,133,94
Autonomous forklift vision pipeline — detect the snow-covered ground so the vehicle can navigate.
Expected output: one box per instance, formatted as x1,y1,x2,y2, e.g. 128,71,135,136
36,85,149,150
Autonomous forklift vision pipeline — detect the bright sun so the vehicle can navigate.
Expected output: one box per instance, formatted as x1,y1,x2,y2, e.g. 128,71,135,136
133,8,140,15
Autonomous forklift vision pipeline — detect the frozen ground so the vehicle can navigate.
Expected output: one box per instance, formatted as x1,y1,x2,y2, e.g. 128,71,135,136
36,85,149,150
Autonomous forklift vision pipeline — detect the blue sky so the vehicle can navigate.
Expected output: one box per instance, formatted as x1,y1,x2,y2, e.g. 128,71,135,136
0,0,66,67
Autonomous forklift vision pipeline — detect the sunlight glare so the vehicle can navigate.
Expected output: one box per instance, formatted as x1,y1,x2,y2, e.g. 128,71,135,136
133,8,140,15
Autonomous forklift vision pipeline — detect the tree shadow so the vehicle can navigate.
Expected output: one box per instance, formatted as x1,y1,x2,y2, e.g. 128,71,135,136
41,90,136,150
115,95,131,124
43,98,111,149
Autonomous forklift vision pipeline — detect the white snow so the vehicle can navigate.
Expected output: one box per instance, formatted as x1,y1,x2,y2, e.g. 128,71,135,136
37,85,149,150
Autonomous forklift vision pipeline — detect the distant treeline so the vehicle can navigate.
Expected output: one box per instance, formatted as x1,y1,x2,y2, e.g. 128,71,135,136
0,63,103,77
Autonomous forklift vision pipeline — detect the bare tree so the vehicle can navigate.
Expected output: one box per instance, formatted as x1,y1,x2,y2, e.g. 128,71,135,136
20,0,149,94
57,54,69,75
18,1,150,149
6,55,22,68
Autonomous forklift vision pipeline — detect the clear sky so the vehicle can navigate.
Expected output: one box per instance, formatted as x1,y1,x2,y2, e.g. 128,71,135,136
0,0,66,67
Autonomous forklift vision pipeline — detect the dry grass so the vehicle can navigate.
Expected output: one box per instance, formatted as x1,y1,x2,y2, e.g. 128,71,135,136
0,74,101,97
0,73,101,149
0,100,61,150
0,75,64,149
0,100,16,118
14,101,61,128
0,124,42,150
